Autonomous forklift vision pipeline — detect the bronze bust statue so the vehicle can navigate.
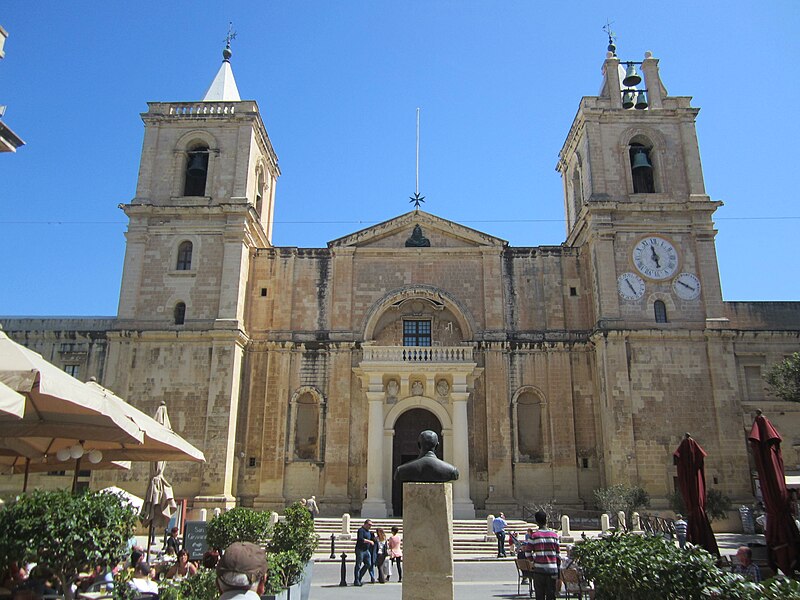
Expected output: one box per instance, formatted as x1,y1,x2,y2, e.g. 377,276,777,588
394,430,459,483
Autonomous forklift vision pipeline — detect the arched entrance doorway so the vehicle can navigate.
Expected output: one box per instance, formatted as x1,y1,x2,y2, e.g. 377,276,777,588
391,408,443,516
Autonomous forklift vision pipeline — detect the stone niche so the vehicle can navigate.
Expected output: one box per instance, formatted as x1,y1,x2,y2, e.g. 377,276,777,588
373,298,464,346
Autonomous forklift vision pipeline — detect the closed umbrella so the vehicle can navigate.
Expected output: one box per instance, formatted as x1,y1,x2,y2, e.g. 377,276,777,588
140,401,178,561
748,410,800,576
673,433,719,555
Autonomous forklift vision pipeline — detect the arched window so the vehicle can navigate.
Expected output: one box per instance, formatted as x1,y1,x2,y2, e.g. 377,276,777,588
255,171,265,216
288,388,325,462
174,302,186,325
572,168,583,206
515,390,544,462
183,145,209,196
654,300,668,323
176,241,193,271
630,142,655,193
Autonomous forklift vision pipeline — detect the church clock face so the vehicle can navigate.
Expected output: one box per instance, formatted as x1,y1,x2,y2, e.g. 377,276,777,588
673,272,701,300
632,236,678,280
617,272,645,301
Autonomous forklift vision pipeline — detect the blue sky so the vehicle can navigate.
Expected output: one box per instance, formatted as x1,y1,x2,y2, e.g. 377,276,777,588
1,2,798,315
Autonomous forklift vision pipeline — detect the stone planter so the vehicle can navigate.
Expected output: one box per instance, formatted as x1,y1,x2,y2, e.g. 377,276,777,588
261,582,300,600
299,559,313,600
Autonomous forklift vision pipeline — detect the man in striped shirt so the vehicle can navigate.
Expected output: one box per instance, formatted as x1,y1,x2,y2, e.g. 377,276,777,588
673,514,688,549
530,510,560,600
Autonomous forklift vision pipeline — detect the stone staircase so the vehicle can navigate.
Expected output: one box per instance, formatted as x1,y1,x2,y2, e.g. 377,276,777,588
312,517,537,560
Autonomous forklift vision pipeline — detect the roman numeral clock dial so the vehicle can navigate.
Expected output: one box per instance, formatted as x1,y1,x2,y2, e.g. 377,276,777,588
632,236,678,280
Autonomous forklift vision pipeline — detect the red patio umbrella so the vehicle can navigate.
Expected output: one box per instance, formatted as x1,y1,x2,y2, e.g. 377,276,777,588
673,433,719,555
748,410,800,576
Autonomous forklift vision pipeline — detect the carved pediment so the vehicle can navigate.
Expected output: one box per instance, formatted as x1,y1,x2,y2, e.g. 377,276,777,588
328,210,507,249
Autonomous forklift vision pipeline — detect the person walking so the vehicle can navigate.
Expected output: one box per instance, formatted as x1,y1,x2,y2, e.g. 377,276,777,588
306,495,320,519
375,528,390,583
492,512,508,558
529,511,560,600
353,519,374,586
673,514,688,549
387,526,403,582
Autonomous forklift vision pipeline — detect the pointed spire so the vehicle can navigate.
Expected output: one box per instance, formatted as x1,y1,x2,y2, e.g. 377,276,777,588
202,24,241,102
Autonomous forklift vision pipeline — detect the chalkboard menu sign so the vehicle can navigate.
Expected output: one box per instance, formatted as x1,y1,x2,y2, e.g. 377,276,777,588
183,521,208,560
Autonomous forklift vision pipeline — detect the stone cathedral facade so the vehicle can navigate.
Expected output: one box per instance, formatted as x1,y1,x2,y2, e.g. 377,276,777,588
3,47,800,519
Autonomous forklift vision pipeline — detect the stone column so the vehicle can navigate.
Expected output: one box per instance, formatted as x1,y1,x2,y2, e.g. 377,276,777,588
362,392,387,517
451,392,475,518
403,483,454,600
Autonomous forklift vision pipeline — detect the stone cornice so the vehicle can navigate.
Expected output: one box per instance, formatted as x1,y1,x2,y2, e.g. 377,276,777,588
327,209,507,249
106,327,249,347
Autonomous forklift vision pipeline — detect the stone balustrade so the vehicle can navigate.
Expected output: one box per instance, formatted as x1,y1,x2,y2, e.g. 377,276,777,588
144,101,259,117
361,345,473,363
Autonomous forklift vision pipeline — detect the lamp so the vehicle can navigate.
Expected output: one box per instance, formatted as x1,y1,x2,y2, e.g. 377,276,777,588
88,450,103,464
69,444,85,459
56,447,71,462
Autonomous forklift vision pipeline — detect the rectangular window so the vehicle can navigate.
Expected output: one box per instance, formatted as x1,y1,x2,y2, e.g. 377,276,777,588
403,320,431,347
64,364,80,378
745,366,765,401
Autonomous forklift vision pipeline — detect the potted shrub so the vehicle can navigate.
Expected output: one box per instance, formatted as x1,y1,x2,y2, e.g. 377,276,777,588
206,507,273,551
0,489,137,600
262,551,304,600
268,502,318,600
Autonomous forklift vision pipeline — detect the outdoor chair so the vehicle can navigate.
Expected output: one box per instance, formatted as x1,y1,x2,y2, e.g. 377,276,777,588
559,567,593,599
514,558,533,597
76,581,114,600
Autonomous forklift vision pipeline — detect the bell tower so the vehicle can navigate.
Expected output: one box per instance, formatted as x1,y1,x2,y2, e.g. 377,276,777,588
105,42,280,509
557,41,724,327
116,42,279,329
555,39,740,495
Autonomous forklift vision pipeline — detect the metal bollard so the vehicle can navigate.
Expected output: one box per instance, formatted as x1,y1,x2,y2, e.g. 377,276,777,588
330,533,336,559
339,552,348,586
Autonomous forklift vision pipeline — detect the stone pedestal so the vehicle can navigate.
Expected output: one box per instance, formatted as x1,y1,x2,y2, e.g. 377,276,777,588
402,482,454,600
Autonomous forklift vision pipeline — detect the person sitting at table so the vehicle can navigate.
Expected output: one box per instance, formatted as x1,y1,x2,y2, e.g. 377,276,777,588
166,550,197,580
129,562,159,595
165,527,181,556
731,546,762,583
2,561,28,591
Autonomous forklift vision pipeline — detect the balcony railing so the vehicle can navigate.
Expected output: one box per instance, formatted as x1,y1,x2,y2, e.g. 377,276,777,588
361,345,473,363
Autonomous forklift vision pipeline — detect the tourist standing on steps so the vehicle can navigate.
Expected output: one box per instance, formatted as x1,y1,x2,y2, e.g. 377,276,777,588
530,511,560,600
673,514,688,549
353,519,374,586
492,512,508,558
387,526,403,582
306,495,320,519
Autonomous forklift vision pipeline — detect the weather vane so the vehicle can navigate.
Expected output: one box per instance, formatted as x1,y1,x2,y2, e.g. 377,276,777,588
224,22,237,49
602,20,617,55
409,107,425,210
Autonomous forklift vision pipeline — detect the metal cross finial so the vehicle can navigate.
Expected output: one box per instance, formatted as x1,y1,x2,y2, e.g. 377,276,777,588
602,20,617,55
224,22,237,48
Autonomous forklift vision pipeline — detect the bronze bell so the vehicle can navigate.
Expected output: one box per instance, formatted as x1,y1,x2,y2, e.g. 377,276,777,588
631,149,652,170
622,63,642,87
634,91,649,110
622,90,635,109
187,153,207,177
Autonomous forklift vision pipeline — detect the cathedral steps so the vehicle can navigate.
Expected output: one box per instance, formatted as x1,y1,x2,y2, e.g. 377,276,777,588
312,517,538,559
